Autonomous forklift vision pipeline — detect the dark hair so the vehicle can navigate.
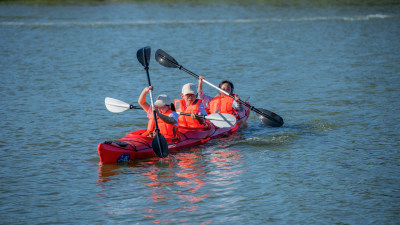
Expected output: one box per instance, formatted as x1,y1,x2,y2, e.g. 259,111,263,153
219,80,234,91
170,103,176,112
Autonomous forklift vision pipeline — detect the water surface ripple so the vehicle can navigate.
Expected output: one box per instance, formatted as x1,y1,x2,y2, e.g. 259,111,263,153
1,2,399,224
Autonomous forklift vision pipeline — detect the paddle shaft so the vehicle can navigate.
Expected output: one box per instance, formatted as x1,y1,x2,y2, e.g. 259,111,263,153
129,105,142,110
145,67,168,158
178,112,206,119
144,68,162,133
177,65,280,124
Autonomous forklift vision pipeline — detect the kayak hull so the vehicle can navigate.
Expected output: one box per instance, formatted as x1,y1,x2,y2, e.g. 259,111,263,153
97,107,250,163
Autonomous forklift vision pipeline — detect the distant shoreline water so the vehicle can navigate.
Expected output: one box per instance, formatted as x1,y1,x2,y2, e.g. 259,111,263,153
1,14,396,27
1,0,400,6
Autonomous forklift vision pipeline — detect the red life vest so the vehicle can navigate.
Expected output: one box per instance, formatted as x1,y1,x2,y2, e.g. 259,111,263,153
141,109,177,138
174,99,204,128
209,94,235,115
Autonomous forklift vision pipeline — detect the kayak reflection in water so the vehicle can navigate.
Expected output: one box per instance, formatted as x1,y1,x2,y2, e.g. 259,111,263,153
174,83,208,128
138,86,179,138
198,75,243,115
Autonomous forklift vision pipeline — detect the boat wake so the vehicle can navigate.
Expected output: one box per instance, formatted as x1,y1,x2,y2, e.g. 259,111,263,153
204,131,296,148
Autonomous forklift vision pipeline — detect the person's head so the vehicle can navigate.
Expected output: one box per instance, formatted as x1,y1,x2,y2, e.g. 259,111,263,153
219,80,234,95
154,94,172,113
180,83,198,104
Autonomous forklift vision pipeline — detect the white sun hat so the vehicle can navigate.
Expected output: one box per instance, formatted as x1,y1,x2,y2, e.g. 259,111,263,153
154,94,171,106
181,83,196,95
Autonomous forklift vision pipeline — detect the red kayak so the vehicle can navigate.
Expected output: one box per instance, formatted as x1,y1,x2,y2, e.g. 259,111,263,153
97,107,250,164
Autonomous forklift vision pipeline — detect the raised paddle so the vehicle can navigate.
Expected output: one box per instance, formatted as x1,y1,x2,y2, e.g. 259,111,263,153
137,46,168,158
155,49,284,127
104,97,236,128
105,97,141,113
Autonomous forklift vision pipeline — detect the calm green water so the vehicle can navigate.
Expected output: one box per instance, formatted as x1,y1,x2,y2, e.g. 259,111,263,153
1,1,399,224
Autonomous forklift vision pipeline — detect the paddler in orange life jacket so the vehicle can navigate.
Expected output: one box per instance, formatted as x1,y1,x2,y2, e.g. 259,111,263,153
138,86,179,138
174,83,208,128
198,75,243,115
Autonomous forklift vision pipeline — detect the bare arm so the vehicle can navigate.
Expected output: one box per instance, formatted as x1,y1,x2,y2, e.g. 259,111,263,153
138,86,152,112
154,108,177,124
198,75,204,93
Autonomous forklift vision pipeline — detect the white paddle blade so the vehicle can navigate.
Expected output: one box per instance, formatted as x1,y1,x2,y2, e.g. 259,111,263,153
206,113,237,128
105,97,131,113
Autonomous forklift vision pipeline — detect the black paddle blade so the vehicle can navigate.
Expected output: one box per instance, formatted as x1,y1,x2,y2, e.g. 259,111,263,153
257,108,284,127
152,132,169,158
155,49,179,68
137,46,151,68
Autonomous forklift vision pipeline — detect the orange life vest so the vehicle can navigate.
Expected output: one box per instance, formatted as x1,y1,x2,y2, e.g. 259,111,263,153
174,99,204,128
141,109,177,138
209,94,235,115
